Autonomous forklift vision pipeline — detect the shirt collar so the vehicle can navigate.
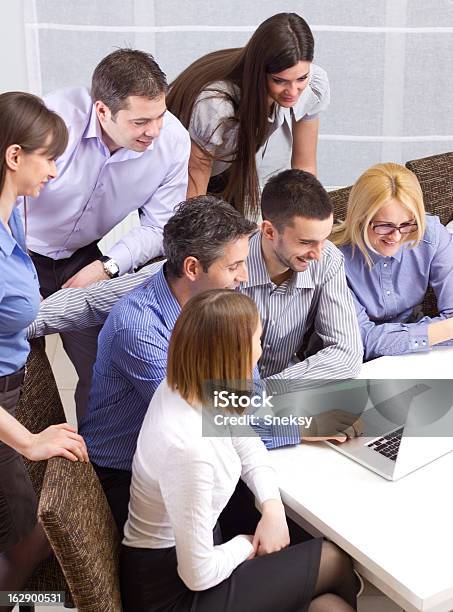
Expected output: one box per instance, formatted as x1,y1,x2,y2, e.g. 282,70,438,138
368,245,404,266
242,232,314,291
153,265,181,330
0,209,23,256
83,104,103,141
0,223,15,256
267,104,278,124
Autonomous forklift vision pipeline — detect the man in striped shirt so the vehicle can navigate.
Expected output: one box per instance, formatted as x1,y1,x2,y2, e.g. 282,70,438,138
28,172,362,530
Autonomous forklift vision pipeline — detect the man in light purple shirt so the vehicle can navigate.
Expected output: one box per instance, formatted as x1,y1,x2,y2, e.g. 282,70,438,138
21,49,190,420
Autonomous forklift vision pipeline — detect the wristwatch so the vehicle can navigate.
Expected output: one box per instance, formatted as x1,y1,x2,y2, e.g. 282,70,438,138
98,256,120,279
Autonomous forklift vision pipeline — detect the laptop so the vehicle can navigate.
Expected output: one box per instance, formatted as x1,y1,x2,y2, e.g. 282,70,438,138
323,379,453,480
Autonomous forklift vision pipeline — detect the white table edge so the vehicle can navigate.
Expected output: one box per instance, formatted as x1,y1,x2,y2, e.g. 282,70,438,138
281,491,453,612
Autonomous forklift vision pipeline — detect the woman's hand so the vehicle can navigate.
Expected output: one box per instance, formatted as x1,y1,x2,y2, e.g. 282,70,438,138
21,423,89,462
252,499,289,556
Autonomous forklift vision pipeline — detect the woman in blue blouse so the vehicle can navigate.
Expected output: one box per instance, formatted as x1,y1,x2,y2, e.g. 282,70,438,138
0,92,88,604
331,162,453,361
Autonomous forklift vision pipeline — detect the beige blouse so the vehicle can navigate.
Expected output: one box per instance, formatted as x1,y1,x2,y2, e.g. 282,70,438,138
188,63,330,178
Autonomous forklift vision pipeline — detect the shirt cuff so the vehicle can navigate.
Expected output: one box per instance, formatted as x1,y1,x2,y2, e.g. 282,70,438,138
219,535,255,566
407,323,430,352
252,419,300,449
26,320,38,339
106,242,133,276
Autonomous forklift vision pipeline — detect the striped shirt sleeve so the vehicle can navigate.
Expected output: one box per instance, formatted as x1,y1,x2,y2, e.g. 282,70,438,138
27,262,159,339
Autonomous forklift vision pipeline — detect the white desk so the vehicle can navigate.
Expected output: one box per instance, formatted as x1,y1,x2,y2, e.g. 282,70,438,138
359,345,453,380
272,346,453,612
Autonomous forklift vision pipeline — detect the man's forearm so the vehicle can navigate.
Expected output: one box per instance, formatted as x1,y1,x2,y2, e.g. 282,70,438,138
28,263,157,338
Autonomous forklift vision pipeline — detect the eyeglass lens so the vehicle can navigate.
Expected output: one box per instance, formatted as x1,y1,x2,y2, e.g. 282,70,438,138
372,223,417,235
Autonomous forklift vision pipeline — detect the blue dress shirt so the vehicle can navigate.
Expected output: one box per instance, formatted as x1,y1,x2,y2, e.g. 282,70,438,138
0,209,40,375
80,266,298,471
20,87,190,274
339,215,453,360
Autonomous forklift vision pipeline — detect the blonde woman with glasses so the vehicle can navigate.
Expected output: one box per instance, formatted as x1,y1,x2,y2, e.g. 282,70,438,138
331,162,453,361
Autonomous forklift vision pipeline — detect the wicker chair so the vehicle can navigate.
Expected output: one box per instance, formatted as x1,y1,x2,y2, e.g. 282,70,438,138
15,338,74,607
38,458,121,612
16,338,121,611
329,186,351,225
406,152,453,316
406,151,453,225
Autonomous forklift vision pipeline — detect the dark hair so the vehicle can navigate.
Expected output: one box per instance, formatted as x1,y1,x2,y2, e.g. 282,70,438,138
261,169,333,230
167,13,314,218
91,48,168,115
0,91,68,195
163,195,256,278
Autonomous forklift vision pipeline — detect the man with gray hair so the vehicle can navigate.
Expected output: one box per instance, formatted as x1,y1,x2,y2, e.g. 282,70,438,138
29,173,363,530
78,196,257,530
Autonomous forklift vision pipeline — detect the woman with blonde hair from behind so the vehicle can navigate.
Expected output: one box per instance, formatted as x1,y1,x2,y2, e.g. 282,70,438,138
331,162,453,361
120,289,357,611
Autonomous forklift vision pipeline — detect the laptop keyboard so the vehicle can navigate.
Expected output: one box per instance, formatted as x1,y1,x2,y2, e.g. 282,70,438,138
367,427,404,462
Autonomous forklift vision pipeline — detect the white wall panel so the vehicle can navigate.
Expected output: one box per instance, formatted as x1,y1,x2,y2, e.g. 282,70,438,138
22,0,453,236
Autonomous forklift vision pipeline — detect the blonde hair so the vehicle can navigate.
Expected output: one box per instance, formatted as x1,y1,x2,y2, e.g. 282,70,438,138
167,290,259,407
331,162,425,267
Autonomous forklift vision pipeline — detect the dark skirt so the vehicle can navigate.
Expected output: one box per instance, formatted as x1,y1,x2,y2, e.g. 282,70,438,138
120,535,322,612
0,385,38,552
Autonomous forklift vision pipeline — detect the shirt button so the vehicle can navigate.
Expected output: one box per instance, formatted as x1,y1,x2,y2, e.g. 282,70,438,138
414,341,419,347
422,340,426,346
386,290,390,295
383,263,388,268
271,320,275,325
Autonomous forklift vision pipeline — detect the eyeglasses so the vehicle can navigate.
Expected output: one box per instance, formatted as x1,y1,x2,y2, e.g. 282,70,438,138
370,221,418,236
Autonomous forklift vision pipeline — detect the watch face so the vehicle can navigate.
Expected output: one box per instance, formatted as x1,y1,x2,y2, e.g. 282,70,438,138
104,259,119,277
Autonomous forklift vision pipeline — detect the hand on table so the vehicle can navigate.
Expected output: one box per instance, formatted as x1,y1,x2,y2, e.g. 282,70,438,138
21,423,89,462
62,260,108,289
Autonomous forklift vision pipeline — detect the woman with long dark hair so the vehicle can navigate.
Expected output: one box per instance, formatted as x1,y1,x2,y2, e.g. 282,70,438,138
120,290,357,612
167,12,329,218
0,92,88,610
